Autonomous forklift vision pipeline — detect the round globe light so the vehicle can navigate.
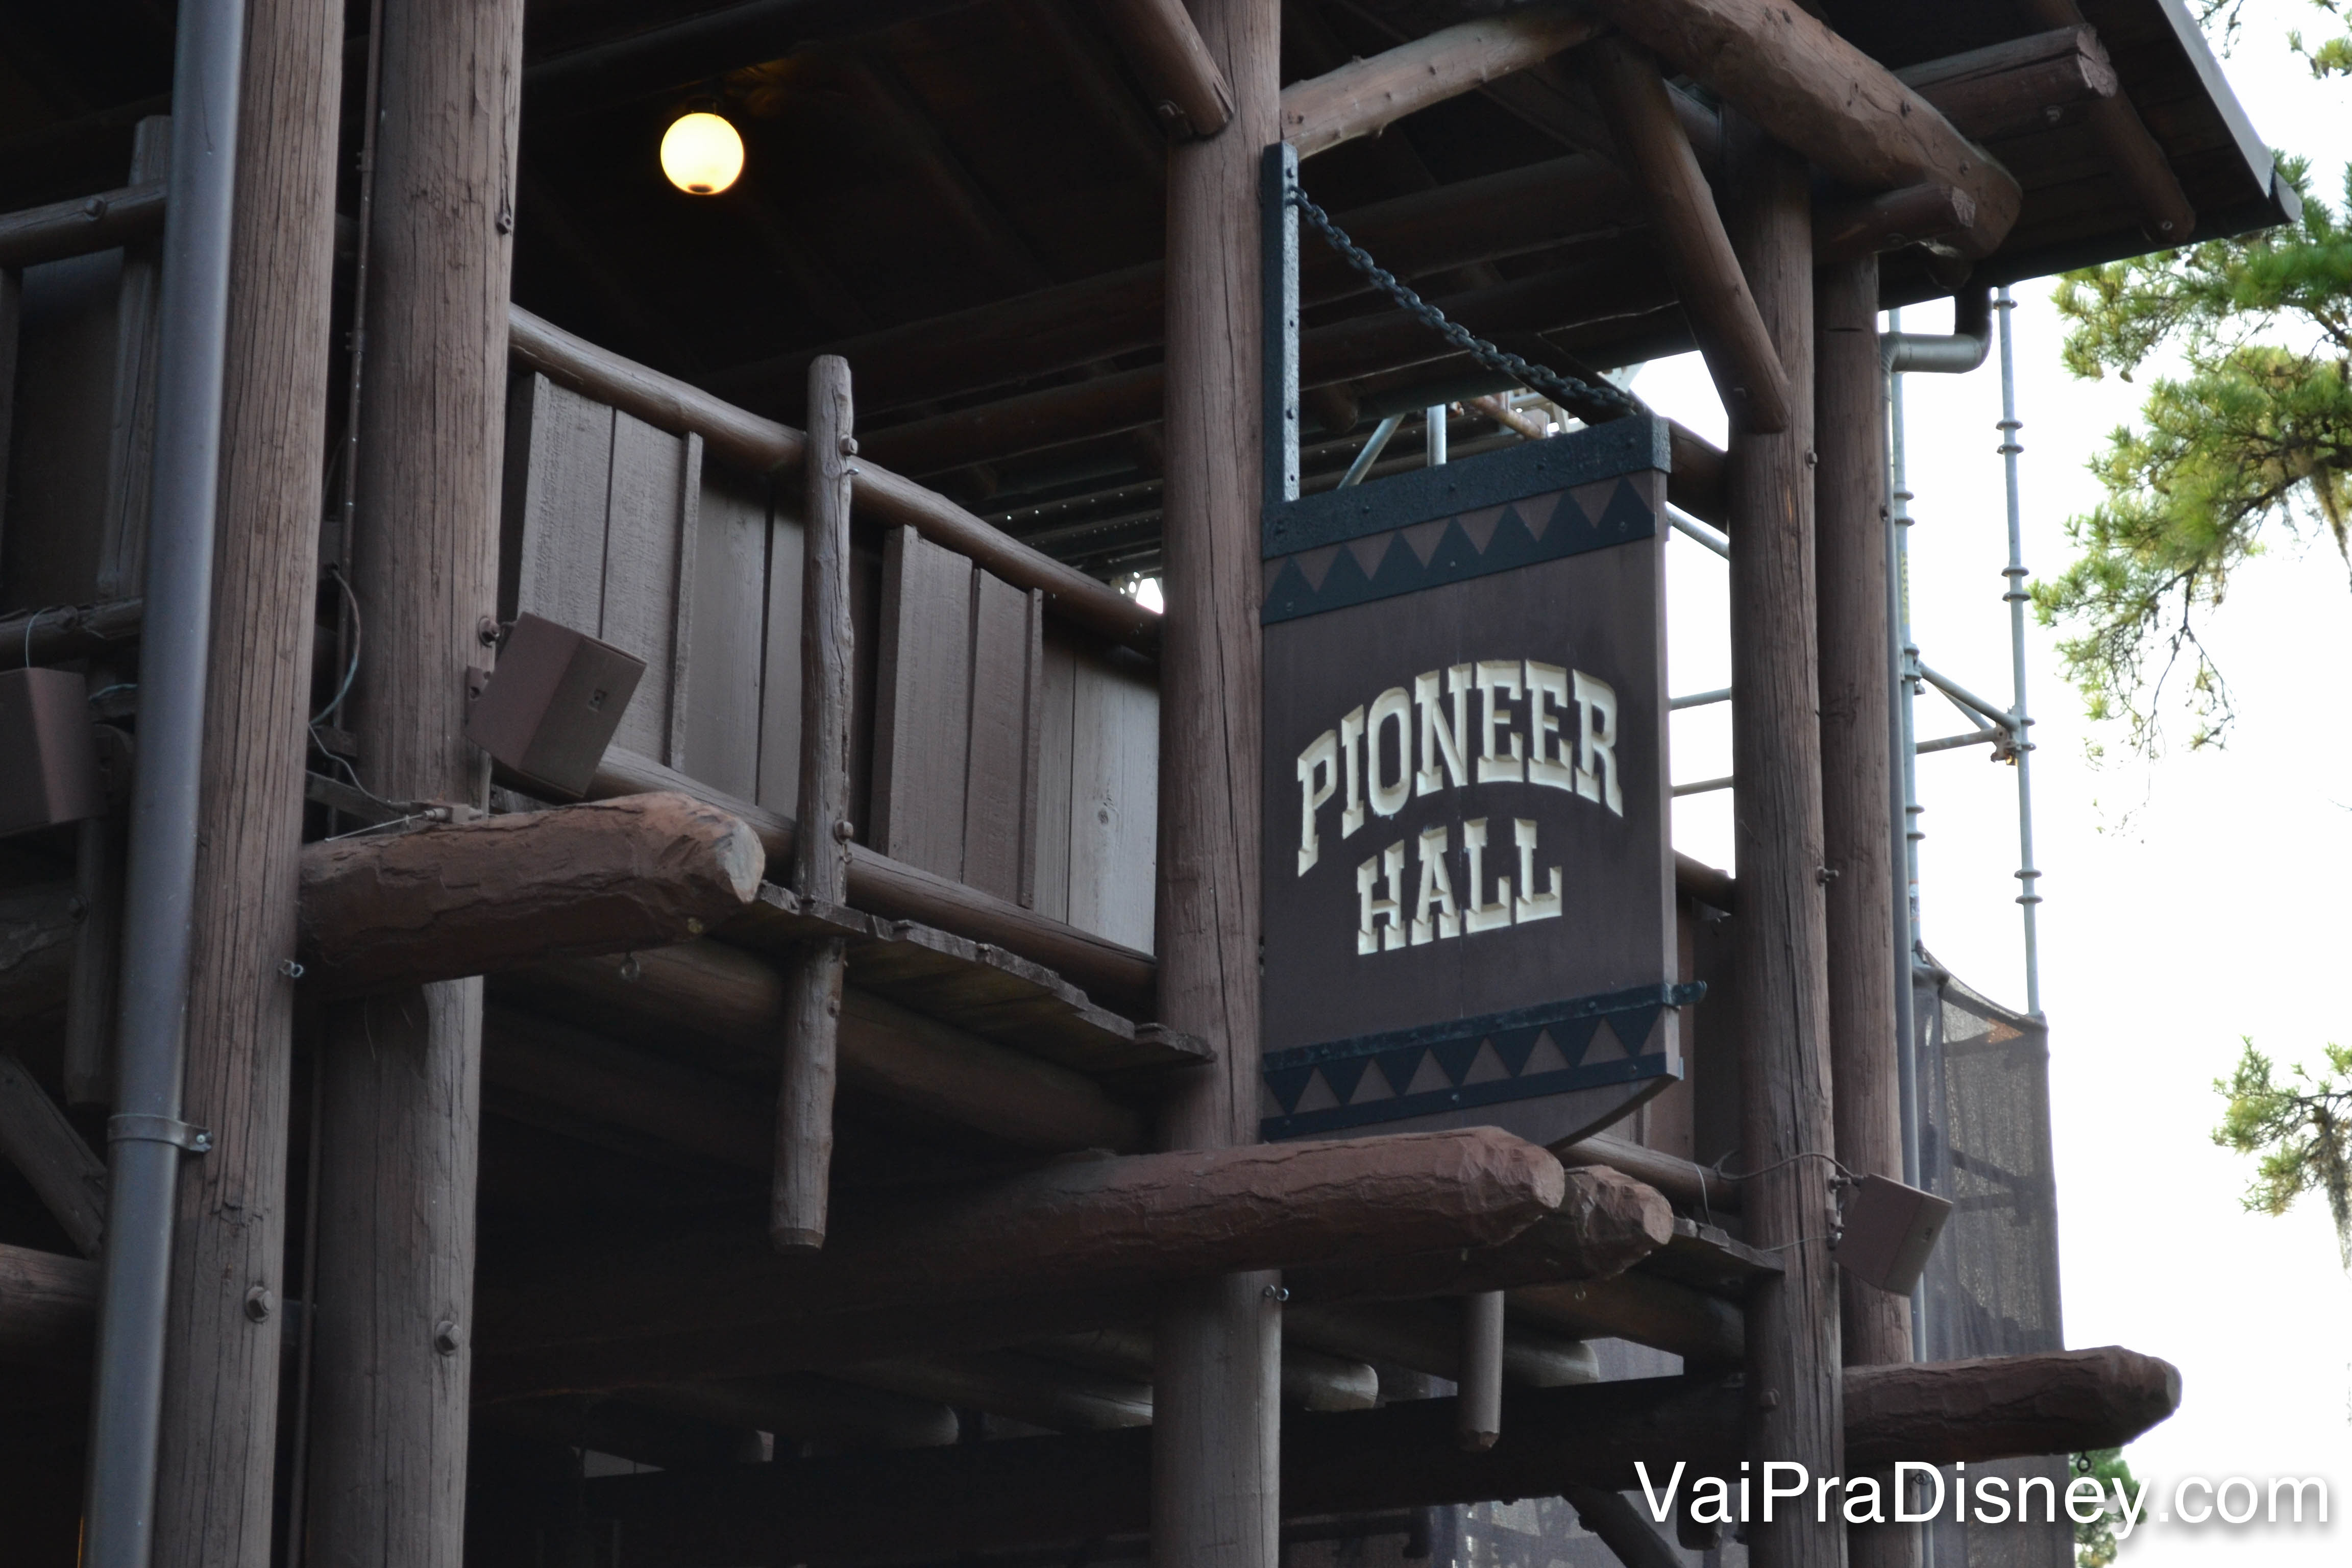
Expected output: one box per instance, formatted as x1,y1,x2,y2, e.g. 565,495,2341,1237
660,111,744,195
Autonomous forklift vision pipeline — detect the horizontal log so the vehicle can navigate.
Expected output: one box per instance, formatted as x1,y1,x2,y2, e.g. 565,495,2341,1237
1287,1301,1598,1388
1815,183,1975,268
1587,0,2022,257
1894,26,2117,144
0,598,146,671
1510,1272,1743,1366
1029,1325,1380,1413
0,1051,106,1255
570,1348,2183,1564
1285,1165,1673,1303
1555,1129,1739,1213
0,1243,94,1362
295,792,762,996
0,181,166,268
507,305,1160,655
1281,9,1601,159
588,747,1158,1012
843,1351,1154,1432
520,938,1143,1154
474,1130,1575,1398
1099,0,1233,140
634,1376,961,1452
482,1005,772,1172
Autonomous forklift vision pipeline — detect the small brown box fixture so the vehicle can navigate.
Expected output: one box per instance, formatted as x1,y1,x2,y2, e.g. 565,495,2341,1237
0,668,103,837
1836,1172,1954,1297
463,613,644,799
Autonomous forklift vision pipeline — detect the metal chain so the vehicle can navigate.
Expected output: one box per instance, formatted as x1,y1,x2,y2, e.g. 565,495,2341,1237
1288,186,1643,420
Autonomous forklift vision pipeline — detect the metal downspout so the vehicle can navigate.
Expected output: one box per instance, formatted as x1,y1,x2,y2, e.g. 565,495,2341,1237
82,0,247,1559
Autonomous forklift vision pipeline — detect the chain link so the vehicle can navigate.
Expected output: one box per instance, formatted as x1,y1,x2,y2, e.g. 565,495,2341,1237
1288,186,1643,420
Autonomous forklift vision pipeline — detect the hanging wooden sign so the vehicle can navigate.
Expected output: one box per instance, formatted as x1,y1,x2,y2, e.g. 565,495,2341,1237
1259,418,1694,1146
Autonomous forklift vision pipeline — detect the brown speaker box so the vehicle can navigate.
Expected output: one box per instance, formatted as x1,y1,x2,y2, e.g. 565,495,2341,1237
462,613,644,800
1835,1172,1953,1297
0,668,103,837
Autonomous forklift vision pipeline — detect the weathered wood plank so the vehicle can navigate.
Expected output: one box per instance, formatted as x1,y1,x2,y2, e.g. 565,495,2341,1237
511,371,614,633
665,432,702,768
677,471,767,800
871,526,975,880
1067,648,1158,952
1033,632,1079,922
962,570,1038,905
599,408,688,760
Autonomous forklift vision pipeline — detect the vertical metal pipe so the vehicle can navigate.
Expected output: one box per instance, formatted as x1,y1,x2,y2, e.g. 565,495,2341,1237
1994,288,2042,1017
1884,317,1929,1374
1424,404,1447,467
83,0,246,1559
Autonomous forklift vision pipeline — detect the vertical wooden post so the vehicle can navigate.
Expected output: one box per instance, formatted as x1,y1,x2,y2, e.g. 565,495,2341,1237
1455,1290,1504,1451
147,5,340,1564
1723,112,1844,1568
305,0,524,1561
772,355,855,1251
1152,0,1280,1564
1818,258,1917,1568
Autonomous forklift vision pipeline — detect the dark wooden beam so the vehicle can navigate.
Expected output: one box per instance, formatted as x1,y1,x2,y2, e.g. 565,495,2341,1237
0,1052,105,1256
0,181,166,267
1101,0,1236,139
1895,26,2117,143
772,354,856,1251
560,1349,2184,1565
1280,9,1601,159
1512,1270,1744,1367
1582,35,1790,434
306,0,526,1557
1586,0,2023,257
473,1129,1574,1396
2010,1,2195,241
296,793,764,996
1723,106,1842,1568
0,1242,94,1362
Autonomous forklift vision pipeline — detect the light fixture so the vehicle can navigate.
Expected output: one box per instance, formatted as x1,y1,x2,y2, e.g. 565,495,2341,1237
660,110,744,195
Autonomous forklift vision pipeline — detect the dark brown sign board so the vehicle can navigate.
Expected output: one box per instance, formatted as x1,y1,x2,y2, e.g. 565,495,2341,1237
1259,416,1697,1146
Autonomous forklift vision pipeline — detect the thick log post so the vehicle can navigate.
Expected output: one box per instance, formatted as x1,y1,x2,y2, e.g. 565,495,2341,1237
146,4,339,1564
1155,0,1280,1562
1723,111,1843,1568
1455,1292,1504,1451
1816,255,1915,1568
1581,35,1791,434
773,355,856,1250
306,0,525,1562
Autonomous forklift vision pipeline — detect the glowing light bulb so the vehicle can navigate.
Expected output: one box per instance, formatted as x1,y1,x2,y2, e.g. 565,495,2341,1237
661,112,744,195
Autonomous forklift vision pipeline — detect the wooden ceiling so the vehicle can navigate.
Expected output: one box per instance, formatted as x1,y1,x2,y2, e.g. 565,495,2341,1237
0,0,2294,580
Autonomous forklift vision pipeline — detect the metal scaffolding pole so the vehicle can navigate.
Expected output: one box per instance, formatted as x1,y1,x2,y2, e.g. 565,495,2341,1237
1995,288,2044,1017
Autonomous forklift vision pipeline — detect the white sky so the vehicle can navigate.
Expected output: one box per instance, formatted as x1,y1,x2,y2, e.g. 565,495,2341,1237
1643,4,2352,1556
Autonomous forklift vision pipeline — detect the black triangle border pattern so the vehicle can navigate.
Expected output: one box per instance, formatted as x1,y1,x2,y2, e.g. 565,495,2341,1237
1261,477,1657,627
1260,980,1704,1140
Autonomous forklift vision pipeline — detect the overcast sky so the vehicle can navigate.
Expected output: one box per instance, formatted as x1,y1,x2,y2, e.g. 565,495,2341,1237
1645,3,2352,1556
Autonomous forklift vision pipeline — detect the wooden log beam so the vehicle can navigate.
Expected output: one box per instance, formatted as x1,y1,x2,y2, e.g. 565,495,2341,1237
844,1351,1154,1432
1585,0,2022,257
564,1349,2183,1565
1816,242,1913,1568
1510,1271,1744,1366
474,1129,1571,1396
506,306,1160,656
295,793,763,996
481,1006,773,1172
522,938,1146,1154
1815,184,1975,268
0,1242,94,1362
307,0,524,1558
1286,1301,1598,1391
1722,108,1842,1568
1031,1325,1382,1413
1554,1129,1739,1214
2011,1,2195,241
1101,0,1235,139
0,881,84,1025
1280,8,1601,159
0,597,146,671
0,1052,106,1255
1284,1165,1674,1303
771,355,856,1251
0,181,166,268
587,748,1158,1012
1895,27,2117,143
1582,35,1790,434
